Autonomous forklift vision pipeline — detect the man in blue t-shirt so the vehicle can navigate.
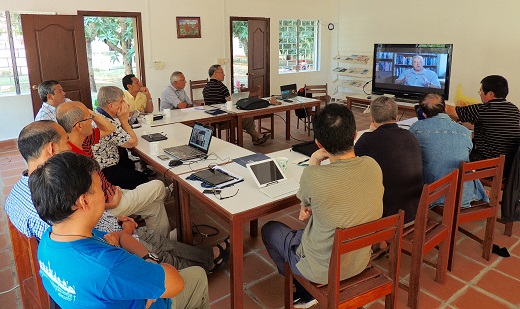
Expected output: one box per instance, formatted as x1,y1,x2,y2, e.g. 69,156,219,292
31,152,209,308
395,55,441,88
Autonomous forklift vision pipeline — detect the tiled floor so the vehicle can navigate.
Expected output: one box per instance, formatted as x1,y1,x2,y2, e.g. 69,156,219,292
1,105,520,308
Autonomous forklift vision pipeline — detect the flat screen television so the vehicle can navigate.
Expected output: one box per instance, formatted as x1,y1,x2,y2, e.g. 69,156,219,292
372,44,453,101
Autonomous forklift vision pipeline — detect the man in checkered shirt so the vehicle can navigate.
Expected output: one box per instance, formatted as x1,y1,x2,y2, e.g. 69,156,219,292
34,80,67,122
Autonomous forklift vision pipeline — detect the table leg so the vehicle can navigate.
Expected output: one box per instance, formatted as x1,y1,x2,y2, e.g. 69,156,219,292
230,117,237,145
250,219,258,238
237,116,244,147
179,187,193,245
285,110,291,140
230,219,244,309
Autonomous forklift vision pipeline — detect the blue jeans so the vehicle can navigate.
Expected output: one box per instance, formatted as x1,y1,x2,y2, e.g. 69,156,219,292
261,221,305,278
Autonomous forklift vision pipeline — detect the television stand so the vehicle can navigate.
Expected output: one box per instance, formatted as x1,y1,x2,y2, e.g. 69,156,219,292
395,97,419,103
345,94,416,113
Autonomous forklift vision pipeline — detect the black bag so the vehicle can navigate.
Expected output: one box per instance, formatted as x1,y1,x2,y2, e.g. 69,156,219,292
236,97,270,110
295,88,313,118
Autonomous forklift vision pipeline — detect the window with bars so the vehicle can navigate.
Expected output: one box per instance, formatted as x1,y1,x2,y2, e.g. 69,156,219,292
278,19,319,74
0,11,29,95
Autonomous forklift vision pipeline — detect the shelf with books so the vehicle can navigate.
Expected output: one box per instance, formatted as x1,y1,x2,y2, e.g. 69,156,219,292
332,53,372,102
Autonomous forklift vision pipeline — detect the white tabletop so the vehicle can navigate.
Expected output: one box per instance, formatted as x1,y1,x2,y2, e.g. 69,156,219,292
133,123,253,175
149,106,232,127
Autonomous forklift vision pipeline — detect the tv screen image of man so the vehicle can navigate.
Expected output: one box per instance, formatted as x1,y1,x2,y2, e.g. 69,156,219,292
395,55,441,89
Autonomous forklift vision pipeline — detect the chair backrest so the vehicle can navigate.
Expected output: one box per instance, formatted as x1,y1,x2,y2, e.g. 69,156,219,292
304,84,328,103
328,210,404,307
7,218,51,309
189,79,209,102
416,169,459,236
457,155,505,213
239,85,261,98
157,97,160,111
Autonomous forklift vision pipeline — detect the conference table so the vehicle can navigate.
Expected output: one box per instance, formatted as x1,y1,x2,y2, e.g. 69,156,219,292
144,96,322,147
132,123,311,309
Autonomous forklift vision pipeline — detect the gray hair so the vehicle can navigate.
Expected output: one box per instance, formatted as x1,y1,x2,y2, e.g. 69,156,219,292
56,104,84,133
97,86,124,109
170,71,184,85
18,121,61,162
370,97,398,123
38,80,60,102
412,55,424,63
208,64,221,78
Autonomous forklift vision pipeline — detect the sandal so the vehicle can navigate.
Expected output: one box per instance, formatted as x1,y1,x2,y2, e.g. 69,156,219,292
209,236,230,274
253,133,271,145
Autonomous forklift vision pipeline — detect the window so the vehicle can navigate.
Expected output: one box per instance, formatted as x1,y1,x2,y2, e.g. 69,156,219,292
278,19,319,74
0,11,29,95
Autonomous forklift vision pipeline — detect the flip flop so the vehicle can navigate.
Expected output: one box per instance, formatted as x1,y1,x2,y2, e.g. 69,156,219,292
253,133,271,145
209,237,230,274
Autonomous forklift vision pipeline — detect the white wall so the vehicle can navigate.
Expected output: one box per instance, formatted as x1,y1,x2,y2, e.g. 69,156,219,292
336,0,520,104
0,0,333,140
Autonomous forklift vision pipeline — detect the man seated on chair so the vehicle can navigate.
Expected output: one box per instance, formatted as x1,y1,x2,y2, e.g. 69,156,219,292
5,120,229,274
34,80,67,121
160,71,193,111
92,86,149,189
446,75,520,178
354,96,423,223
122,74,154,113
31,152,209,308
410,93,488,206
261,103,383,308
203,64,270,145
57,102,171,238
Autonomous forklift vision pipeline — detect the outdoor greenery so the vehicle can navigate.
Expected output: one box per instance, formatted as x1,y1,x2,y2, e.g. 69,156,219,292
232,21,249,56
278,19,318,73
84,17,135,92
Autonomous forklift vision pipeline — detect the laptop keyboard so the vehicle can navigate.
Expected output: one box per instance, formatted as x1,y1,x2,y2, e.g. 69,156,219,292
163,145,202,160
260,180,299,198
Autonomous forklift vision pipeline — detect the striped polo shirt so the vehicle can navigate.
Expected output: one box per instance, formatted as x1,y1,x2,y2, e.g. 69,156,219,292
202,79,230,105
456,99,520,176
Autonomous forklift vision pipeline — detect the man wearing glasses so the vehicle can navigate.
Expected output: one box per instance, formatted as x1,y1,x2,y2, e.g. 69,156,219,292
160,71,193,110
92,86,148,189
57,102,171,238
203,64,270,145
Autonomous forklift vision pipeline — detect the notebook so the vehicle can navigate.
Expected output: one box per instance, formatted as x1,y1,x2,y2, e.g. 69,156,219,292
163,122,213,160
246,159,299,198
280,84,298,99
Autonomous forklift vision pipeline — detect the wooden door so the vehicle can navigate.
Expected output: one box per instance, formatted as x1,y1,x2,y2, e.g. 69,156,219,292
247,19,269,97
22,14,92,117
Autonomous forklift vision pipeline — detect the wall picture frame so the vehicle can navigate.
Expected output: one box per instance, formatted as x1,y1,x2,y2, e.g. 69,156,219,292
176,17,201,38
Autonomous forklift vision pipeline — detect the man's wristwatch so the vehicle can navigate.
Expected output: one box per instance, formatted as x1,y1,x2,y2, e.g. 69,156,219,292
142,252,160,263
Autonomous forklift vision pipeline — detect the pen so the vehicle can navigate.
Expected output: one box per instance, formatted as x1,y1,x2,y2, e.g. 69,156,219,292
297,158,309,164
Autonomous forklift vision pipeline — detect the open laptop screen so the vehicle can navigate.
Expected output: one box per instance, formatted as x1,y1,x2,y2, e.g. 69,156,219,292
280,84,297,99
188,122,213,153
247,159,286,187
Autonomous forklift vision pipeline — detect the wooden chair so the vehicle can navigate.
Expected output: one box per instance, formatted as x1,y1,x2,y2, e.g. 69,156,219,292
284,211,404,309
241,86,274,138
157,97,161,111
399,169,459,309
7,217,55,309
435,155,505,271
480,177,513,236
296,84,329,135
189,79,208,106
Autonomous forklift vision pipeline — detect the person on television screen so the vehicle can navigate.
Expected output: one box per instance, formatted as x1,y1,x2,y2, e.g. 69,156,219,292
395,55,441,88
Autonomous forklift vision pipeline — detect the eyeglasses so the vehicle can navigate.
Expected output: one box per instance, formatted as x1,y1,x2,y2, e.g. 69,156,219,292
213,188,239,200
72,115,94,127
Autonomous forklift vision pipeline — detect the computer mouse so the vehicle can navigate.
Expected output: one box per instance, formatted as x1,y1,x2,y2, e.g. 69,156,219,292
168,159,183,167
367,95,372,99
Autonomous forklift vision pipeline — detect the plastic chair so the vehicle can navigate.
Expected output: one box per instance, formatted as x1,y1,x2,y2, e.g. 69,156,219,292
399,169,459,309
7,217,56,309
241,86,274,138
189,79,208,106
284,211,404,309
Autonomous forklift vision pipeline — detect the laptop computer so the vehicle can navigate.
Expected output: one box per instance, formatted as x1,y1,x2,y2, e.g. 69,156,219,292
246,158,299,198
163,122,213,160
230,92,250,104
280,84,298,100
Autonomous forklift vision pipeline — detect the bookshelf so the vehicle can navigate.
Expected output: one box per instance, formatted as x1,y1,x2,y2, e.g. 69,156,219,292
375,52,440,77
331,53,372,102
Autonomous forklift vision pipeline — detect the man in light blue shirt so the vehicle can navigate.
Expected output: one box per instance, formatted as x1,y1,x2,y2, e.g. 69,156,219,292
160,71,193,110
409,93,488,206
34,80,67,121
395,55,441,88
